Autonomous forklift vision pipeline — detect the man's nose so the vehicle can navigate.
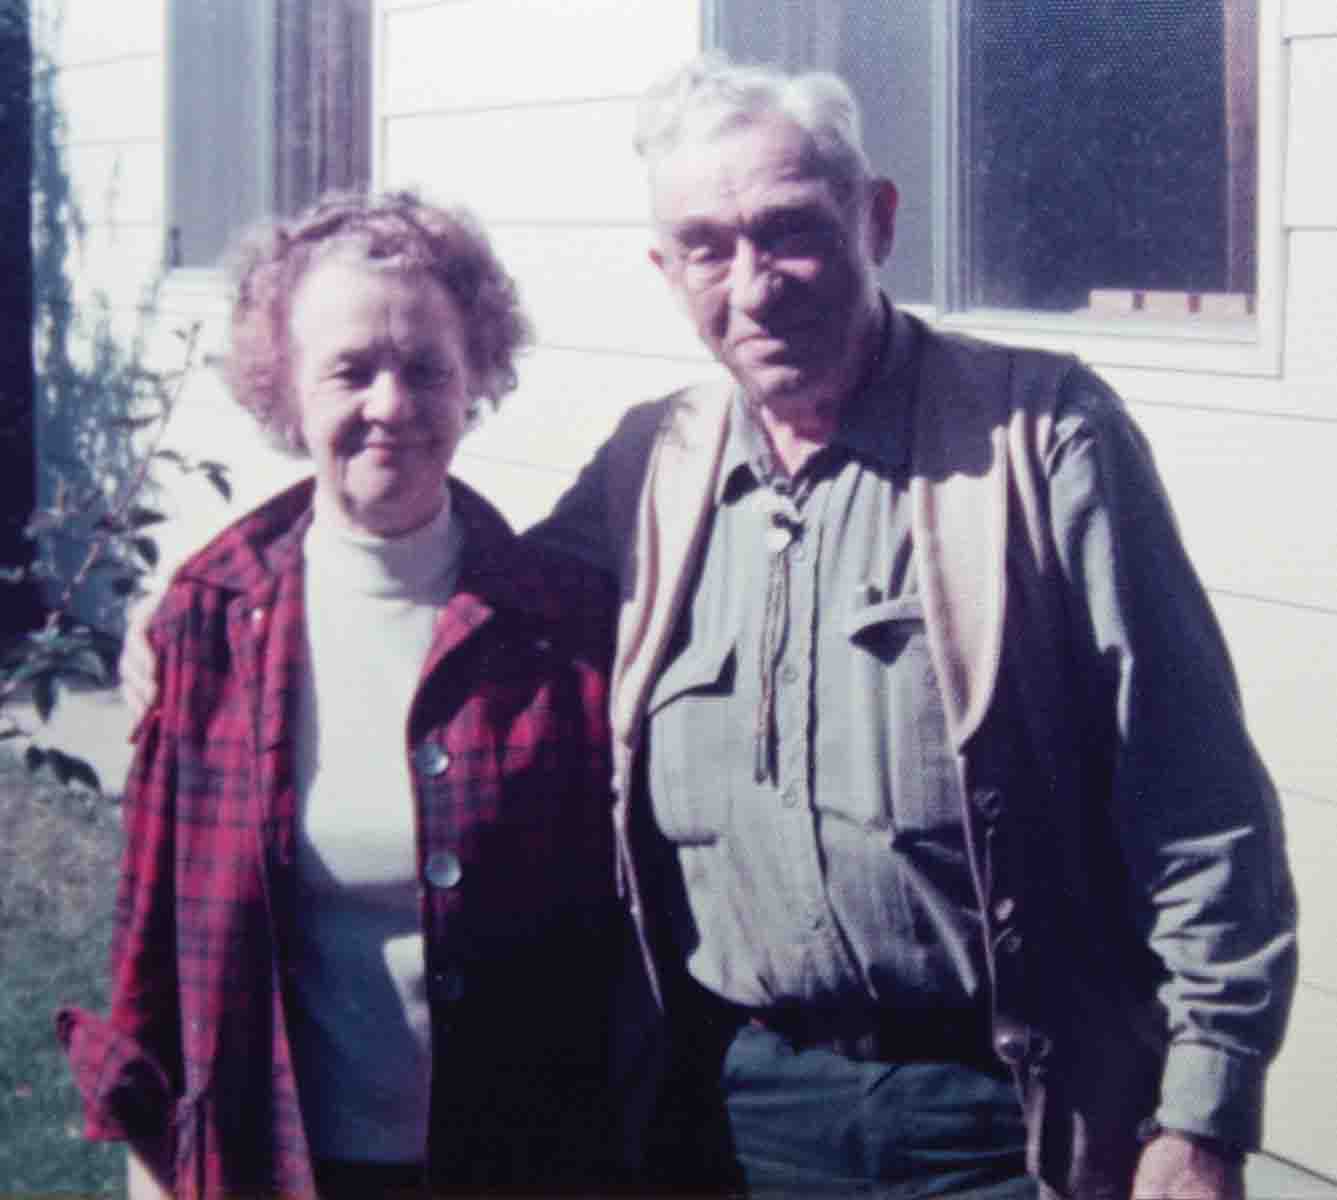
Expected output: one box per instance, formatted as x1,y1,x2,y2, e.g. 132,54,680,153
363,369,414,422
731,240,783,315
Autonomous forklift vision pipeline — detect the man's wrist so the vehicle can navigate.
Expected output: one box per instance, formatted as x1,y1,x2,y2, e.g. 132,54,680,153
1137,1118,1247,1165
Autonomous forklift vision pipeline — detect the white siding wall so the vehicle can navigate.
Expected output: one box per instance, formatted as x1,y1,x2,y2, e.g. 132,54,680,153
30,0,308,591
375,0,718,530
374,0,1337,1174
30,0,1337,1179
1239,3,1337,1175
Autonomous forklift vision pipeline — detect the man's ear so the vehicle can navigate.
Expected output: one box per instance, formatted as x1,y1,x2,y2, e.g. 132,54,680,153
866,179,898,265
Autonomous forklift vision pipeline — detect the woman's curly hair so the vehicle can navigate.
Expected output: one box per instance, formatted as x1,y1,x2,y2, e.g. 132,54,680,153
225,190,533,454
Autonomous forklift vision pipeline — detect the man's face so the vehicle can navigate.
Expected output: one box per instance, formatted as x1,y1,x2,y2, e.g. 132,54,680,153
649,113,895,416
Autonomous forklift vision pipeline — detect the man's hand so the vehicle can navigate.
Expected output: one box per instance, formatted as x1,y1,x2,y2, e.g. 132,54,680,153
1131,1131,1244,1200
119,592,162,722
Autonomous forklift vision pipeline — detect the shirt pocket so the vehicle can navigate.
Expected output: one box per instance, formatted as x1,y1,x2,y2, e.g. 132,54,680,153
646,639,737,845
843,594,925,656
840,593,960,835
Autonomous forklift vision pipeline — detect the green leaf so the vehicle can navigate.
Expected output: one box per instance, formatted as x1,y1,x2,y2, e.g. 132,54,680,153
152,448,187,468
107,415,161,431
47,748,103,794
63,647,110,685
111,575,142,596
32,672,57,722
0,565,26,584
130,536,159,567
23,744,46,772
127,505,168,530
204,467,232,502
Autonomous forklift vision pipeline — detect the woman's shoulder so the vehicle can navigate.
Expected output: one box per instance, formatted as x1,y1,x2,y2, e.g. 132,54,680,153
151,478,315,638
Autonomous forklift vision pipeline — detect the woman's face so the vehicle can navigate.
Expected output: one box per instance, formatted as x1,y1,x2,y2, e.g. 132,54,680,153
289,256,473,537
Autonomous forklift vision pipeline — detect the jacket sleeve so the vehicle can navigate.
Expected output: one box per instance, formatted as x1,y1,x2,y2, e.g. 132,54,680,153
1045,373,1298,1151
57,618,184,1172
528,397,673,579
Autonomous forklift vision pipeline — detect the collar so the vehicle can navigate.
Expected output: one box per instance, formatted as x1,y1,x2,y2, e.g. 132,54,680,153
716,297,921,504
174,474,562,624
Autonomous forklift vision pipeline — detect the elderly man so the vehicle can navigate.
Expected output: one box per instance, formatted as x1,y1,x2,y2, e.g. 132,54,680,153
529,56,1296,1200
123,55,1294,1200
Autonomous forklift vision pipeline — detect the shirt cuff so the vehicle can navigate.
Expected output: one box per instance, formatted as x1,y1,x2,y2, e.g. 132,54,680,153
56,1007,173,1146
1155,1040,1266,1152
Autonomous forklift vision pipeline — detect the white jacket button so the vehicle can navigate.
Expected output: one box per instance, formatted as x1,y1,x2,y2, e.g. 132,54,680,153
413,743,450,777
424,850,463,889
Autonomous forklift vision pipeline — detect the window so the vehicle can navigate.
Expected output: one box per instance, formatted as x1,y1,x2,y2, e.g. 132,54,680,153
167,0,371,269
707,1,1268,355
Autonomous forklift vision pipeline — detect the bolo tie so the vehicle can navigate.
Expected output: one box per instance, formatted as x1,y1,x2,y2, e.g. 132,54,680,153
754,477,811,784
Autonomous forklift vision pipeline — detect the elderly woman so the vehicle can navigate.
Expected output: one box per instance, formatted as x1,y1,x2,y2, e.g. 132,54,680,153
58,193,621,1198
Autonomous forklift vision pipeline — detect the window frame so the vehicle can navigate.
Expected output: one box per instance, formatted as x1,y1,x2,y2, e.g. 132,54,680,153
165,0,371,273
704,0,1284,378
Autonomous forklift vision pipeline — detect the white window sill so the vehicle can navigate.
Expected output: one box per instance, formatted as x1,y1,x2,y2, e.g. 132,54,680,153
904,303,1282,378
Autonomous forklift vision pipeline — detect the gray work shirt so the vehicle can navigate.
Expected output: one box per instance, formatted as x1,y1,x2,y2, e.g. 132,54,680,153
530,301,1296,1148
644,309,983,1016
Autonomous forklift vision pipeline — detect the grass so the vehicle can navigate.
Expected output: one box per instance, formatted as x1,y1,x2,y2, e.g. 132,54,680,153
0,748,124,1198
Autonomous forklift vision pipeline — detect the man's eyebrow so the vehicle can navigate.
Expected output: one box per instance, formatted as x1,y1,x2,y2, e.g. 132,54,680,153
666,217,729,243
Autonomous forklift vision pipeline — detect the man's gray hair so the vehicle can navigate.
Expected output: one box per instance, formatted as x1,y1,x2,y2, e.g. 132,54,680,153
634,54,872,206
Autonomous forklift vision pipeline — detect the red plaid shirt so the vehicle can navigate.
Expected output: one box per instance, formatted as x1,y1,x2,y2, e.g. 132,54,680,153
58,478,621,1197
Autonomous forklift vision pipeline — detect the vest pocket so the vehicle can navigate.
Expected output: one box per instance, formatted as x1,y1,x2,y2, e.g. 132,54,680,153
839,593,960,834
646,641,737,844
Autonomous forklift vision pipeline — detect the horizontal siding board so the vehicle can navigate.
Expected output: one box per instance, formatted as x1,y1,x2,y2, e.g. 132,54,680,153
1264,983,1337,1177
382,100,646,225
1283,790,1337,994
1214,595,1337,807
1101,365,1294,419
448,454,577,534
1285,0,1337,39
1283,231,1337,388
468,346,722,475
47,57,164,145
380,0,700,114
1285,40,1337,227
64,141,165,226
492,225,709,360
34,227,166,339
1128,402,1337,614
151,368,307,577
32,0,163,66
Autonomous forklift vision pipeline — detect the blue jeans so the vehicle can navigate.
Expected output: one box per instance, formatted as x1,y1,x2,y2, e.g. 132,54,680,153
720,1022,1034,1198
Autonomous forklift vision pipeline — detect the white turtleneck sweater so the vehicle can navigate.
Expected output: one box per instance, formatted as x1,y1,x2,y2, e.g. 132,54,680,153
287,490,463,1162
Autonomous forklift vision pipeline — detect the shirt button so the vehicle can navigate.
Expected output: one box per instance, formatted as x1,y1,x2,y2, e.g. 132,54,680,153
993,897,1017,922
433,969,465,1003
413,743,450,777
971,786,1003,821
780,663,798,684
250,606,267,628
424,850,463,889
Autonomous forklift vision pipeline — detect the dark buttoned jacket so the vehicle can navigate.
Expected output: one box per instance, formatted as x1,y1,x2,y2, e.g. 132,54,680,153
59,477,621,1198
